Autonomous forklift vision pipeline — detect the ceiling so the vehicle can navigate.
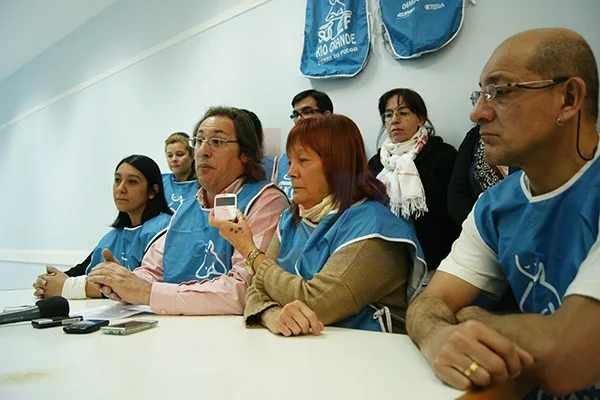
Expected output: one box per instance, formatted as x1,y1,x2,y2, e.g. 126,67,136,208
0,0,117,83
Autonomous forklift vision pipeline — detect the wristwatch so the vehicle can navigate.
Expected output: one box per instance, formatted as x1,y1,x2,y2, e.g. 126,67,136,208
245,248,265,273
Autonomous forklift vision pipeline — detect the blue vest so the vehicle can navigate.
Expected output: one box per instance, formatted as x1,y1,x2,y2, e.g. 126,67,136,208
162,173,199,212
262,156,278,183
379,0,464,59
300,0,371,78
277,200,425,331
162,180,273,284
276,154,293,201
474,157,600,400
86,213,171,274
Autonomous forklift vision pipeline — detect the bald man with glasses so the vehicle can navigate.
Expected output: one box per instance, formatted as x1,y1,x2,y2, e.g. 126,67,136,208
406,28,600,399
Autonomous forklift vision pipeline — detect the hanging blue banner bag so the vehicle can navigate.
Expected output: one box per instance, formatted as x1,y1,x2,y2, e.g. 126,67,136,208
300,0,371,79
379,0,465,59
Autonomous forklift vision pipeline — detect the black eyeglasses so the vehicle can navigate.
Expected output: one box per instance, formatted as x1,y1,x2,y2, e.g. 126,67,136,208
470,77,569,106
188,137,239,150
290,107,323,120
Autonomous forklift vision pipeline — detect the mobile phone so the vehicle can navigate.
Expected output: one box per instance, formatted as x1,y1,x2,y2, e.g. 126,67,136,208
63,319,109,334
101,319,158,335
32,315,83,329
213,193,237,220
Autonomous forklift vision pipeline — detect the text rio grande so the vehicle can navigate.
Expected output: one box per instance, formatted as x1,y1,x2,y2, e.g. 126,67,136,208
316,33,357,57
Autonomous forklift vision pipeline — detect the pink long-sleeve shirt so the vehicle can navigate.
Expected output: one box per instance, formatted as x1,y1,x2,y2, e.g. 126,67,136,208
134,178,289,315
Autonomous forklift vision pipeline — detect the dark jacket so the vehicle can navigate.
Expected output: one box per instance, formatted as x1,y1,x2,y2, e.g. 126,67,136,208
368,136,461,270
447,126,482,226
447,126,520,226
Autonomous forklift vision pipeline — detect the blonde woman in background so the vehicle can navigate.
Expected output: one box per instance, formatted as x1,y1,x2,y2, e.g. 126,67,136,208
163,132,198,211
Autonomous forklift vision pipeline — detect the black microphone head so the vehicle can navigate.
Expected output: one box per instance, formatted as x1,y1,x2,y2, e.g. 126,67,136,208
35,296,70,318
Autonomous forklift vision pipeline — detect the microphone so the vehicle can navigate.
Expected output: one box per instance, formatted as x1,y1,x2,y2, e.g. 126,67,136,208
0,296,70,325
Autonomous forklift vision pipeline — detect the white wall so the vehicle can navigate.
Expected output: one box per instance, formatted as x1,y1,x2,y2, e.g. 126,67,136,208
1,0,599,290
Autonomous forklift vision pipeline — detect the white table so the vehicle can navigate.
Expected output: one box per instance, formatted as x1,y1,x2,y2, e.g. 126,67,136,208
0,290,464,400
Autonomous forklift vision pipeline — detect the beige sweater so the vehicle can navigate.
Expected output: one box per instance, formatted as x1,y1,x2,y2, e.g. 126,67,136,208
244,235,410,333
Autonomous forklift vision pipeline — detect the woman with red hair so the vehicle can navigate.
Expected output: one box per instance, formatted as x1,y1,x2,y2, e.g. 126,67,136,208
210,114,426,335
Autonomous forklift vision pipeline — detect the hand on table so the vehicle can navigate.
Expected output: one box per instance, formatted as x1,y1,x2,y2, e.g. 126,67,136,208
87,249,151,305
262,300,324,337
422,320,534,391
32,265,68,298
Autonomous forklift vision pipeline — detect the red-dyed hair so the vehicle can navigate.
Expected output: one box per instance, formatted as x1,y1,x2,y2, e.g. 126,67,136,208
286,114,389,221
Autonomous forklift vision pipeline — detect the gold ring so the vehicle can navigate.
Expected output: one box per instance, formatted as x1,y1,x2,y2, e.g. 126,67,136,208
463,361,479,378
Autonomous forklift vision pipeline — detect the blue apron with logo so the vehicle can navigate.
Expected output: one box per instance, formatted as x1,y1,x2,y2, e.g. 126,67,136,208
300,0,371,78
474,154,600,400
162,173,199,212
277,200,425,331
162,181,271,283
86,213,171,274
379,0,465,59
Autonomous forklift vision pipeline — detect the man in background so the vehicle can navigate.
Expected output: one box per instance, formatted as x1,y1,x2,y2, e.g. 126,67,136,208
277,89,334,200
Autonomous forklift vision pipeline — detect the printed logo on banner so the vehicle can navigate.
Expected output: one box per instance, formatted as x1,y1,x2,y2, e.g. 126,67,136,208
300,0,370,78
397,0,418,18
315,0,359,66
424,3,446,11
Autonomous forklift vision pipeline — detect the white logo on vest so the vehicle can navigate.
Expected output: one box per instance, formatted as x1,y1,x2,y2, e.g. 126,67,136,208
169,193,184,211
195,240,228,280
514,255,562,315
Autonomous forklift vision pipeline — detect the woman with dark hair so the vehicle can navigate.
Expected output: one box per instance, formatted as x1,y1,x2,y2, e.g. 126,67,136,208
368,88,460,271
163,132,198,211
240,109,278,183
33,154,172,299
210,115,426,334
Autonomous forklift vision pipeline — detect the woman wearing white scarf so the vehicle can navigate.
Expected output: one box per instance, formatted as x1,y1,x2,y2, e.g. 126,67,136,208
377,125,429,219
368,88,461,270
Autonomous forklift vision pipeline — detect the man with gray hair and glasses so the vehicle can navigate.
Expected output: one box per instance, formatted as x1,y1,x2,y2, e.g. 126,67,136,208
89,106,289,315
406,28,600,399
